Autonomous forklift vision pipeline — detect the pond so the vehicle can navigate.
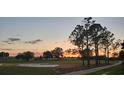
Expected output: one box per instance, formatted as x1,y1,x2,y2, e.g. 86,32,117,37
17,64,59,67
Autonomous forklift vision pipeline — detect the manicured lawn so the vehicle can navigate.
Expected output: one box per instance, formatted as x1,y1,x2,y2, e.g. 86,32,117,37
88,63,124,75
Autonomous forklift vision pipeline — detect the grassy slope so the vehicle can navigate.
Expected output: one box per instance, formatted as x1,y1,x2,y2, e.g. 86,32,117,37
88,63,124,75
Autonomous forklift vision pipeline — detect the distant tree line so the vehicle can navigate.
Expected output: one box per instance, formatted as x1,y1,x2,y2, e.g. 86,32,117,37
42,47,63,59
0,52,9,58
14,47,63,61
15,51,34,61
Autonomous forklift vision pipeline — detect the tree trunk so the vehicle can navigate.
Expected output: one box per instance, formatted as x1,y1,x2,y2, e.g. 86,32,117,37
81,45,85,66
82,57,85,66
86,37,90,66
104,48,107,64
97,46,100,64
95,44,99,65
107,48,110,64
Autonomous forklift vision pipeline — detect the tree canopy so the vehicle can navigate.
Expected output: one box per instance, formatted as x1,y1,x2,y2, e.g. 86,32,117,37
69,17,115,65
0,52,9,58
16,51,34,61
52,47,63,58
43,51,53,59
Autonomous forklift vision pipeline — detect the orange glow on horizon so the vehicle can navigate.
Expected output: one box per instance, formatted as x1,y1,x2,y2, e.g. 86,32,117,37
2,46,120,58
63,53,81,58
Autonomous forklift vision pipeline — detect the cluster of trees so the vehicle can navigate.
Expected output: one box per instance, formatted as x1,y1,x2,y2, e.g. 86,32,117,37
69,17,121,65
119,41,124,59
0,52,9,58
1,17,124,64
43,47,63,59
15,51,34,61
15,47,63,61
65,49,79,55
12,40,124,62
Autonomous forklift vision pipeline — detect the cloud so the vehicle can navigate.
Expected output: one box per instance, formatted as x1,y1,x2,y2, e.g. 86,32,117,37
2,41,13,44
2,38,43,45
0,48,14,51
54,42,58,44
8,38,21,42
2,38,21,44
25,39,43,44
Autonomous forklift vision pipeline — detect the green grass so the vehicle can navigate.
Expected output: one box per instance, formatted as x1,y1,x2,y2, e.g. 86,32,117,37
88,63,124,75
0,66,57,75
0,59,81,75
0,58,120,75
0,58,82,63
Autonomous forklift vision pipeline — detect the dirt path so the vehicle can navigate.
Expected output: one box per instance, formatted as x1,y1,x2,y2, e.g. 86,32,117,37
64,61,122,75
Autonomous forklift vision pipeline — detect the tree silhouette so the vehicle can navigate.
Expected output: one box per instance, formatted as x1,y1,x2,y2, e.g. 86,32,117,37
119,51,124,60
16,51,34,61
52,47,63,59
82,17,95,65
80,48,93,59
121,41,124,50
69,17,116,65
119,41,124,60
65,48,79,57
69,17,103,65
15,53,24,59
69,25,85,65
89,23,103,65
111,39,121,57
43,51,53,59
0,52,9,58
23,51,34,61
65,49,72,54
100,27,115,64
71,49,79,55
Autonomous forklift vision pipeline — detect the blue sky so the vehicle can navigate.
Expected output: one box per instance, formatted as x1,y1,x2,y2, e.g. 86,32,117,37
0,17,124,56
0,17,82,41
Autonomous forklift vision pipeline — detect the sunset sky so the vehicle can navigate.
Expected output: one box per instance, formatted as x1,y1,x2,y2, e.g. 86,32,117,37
0,17,124,56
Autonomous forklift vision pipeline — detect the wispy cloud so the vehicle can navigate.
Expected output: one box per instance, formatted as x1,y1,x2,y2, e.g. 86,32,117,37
25,39,43,44
2,41,13,44
2,38,43,45
8,38,21,42
0,48,14,51
2,38,21,44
